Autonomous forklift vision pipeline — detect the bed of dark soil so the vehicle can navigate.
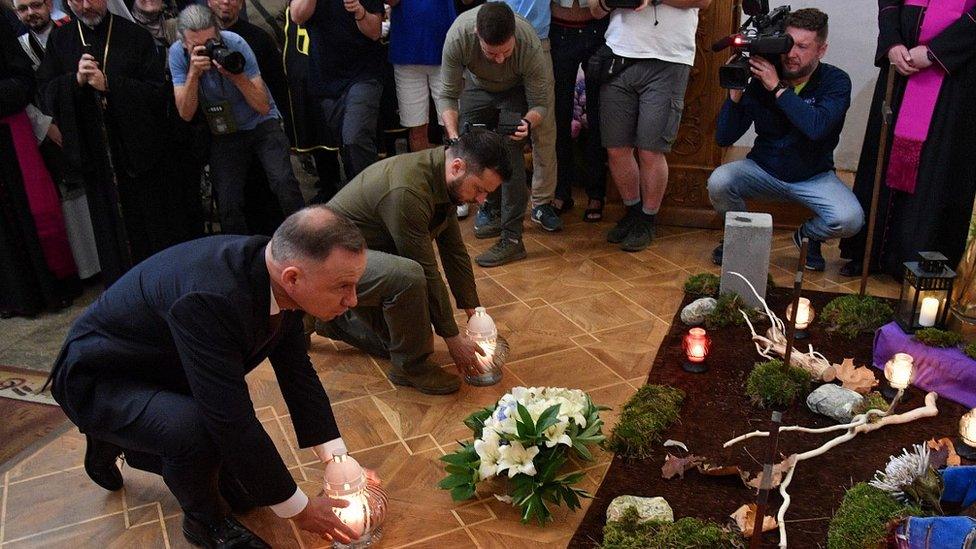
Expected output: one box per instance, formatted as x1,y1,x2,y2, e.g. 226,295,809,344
569,288,975,548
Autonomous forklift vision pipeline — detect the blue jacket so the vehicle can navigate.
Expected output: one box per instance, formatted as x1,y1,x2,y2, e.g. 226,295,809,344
715,62,851,183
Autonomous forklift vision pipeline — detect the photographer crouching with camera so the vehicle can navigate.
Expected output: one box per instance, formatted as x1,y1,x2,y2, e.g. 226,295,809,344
170,5,305,235
708,7,863,272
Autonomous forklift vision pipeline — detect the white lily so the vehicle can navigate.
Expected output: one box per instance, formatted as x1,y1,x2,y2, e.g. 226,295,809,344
543,419,573,448
474,429,502,480
497,440,540,478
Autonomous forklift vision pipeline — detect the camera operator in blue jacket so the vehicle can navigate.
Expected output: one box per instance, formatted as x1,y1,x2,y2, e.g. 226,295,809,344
708,8,863,272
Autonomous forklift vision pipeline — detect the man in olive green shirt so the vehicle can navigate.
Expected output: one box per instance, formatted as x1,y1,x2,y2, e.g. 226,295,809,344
317,129,513,394
438,2,550,268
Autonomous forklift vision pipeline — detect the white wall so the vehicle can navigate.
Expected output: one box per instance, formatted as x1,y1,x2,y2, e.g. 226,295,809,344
733,0,879,171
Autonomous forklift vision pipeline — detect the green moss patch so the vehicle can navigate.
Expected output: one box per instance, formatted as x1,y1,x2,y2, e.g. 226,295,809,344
704,293,761,330
821,295,893,339
852,392,889,422
914,328,963,348
602,507,744,549
826,483,922,549
684,273,720,297
745,359,812,408
603,385,684,460
966,342,976,360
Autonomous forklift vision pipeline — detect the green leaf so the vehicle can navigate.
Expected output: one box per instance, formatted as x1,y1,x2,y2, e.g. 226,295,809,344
440,451,475,466
556,471,586,485
438,474,473,490
516,403,536,438
444,464,471,475
535,404,563,434
572,440,594,461
450,484,476,501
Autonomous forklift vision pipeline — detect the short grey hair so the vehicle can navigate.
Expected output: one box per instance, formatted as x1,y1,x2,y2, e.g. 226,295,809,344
177,4,218,39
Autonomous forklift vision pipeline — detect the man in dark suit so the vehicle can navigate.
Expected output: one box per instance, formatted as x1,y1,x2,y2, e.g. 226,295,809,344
49,206,370,548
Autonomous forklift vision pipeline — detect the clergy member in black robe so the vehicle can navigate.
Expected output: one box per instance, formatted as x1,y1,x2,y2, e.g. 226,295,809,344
36,0,180,287
839,0,976,279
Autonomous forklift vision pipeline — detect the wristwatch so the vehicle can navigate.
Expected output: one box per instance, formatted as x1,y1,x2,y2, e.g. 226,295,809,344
772,81,789,94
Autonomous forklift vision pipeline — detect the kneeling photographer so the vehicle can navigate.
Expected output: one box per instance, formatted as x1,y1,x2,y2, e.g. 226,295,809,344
170,5,304,235
591,0,710,253
708,7,863,272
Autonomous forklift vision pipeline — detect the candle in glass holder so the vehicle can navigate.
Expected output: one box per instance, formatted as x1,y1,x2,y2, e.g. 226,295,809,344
681,328,711,373
323,452,388,548
918,297,940,327
793,298,811,329
961,409,976,448
884,353,914,390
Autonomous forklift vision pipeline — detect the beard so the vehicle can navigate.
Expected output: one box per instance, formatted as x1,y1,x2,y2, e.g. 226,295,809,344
26,16,51,31
446,178,465,206
71,5,105,26
780,57,817,81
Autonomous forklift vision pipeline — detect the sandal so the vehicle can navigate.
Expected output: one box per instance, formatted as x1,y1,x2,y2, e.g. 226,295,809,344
552,197,574,216
583,198,604,223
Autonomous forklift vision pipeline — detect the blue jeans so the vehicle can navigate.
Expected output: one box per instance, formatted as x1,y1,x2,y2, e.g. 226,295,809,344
707,159,864,241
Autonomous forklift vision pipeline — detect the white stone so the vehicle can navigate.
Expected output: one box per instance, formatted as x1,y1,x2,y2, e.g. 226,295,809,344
720,212,772,308
806,384,865,423
606,496,674,523
680,297,718,326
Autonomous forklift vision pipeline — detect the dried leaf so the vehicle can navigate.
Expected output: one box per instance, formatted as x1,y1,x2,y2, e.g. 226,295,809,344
745,455,798,490
698,463,745,477
664,439,688,453
834,358,880,394
927,438,962,468
731,503,778,536
661,453,703,480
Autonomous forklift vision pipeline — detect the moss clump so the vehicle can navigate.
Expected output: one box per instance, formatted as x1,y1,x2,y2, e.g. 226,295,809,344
965,342,976,360
914,327,963,348
603,384,684,459
852,391,889,422
684,273,720,297
745,359,812,408
704,292,761,330
821,295,894,339
826,483,923,549
602,507,744,549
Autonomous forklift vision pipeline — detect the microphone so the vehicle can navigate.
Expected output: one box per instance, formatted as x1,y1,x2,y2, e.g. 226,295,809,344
711,34,738,52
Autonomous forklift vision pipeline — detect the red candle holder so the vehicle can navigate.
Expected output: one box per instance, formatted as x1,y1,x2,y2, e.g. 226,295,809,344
682,327,711,373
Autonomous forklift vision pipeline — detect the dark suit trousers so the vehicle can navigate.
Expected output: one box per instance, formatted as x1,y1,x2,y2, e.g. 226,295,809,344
94,390,223,522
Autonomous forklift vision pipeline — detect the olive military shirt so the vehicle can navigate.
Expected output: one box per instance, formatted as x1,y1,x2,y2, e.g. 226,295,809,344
327,147,479,338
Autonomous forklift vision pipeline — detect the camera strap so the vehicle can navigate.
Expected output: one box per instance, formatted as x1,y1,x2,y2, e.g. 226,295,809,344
76,13,114,78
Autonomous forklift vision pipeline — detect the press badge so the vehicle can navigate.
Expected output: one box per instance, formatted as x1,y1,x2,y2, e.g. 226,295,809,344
203,102,238,135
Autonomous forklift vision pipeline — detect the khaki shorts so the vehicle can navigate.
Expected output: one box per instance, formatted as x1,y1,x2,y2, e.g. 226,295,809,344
600,58,691,152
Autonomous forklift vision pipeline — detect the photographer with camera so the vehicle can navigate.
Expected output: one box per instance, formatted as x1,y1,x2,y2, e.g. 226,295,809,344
707,8,862,272
591,0,709,253
437,2,550,267
170,4,304,235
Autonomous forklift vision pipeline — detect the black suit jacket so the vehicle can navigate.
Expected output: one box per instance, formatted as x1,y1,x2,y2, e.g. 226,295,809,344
51,235,340,505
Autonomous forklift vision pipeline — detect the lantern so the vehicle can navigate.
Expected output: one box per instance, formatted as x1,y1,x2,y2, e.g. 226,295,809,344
323,451,388,548
681,327,711,373
465,307,507,386
896,252,956,333
958,409,976,461
785,297,816,339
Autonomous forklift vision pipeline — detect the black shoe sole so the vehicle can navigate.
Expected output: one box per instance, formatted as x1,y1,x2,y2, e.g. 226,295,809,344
475,249,527,268
387,373,461,395
182,526,210,548
473,227,501,239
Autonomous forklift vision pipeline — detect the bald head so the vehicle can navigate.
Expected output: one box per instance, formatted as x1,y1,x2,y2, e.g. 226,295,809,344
270,205,366,264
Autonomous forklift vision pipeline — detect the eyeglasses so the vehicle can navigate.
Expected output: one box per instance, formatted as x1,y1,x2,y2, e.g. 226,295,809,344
15,1,45,12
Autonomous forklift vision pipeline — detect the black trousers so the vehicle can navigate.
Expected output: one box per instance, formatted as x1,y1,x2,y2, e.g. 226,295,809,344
550,19,609,203
94,390,223,522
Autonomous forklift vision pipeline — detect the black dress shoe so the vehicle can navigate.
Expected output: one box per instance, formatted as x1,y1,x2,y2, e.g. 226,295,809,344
839,260,862,277
182,515,270,549
84,434,123,491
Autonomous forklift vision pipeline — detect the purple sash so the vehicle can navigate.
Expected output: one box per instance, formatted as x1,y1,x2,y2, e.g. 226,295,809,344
886,0,975,194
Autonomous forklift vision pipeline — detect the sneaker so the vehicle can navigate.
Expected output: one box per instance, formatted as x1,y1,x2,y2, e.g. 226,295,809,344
474,207,501,239
792,226,826,271
387,363,461,395
84,434,123,491
531,204,563,232
457,203,470,219
475,238,527,268
607,206,639,243
711,241,724,266
620,218,654,252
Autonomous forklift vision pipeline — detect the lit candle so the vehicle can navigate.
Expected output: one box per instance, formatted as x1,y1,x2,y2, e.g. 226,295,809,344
334,494,367,537
684,328,710,363
884,353,914,390
794,298,811,329
961,409,976,448
918,297,940,327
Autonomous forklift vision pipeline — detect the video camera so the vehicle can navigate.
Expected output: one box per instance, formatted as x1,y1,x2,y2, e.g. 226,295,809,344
462,111,524,137
203,38,246,75
712,0,793,90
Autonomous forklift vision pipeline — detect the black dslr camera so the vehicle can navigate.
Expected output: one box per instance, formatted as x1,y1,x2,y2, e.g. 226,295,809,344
712,0,793,90
203,38,246,75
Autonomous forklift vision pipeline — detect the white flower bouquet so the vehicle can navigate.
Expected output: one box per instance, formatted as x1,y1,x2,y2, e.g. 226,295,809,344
439,386,608,524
